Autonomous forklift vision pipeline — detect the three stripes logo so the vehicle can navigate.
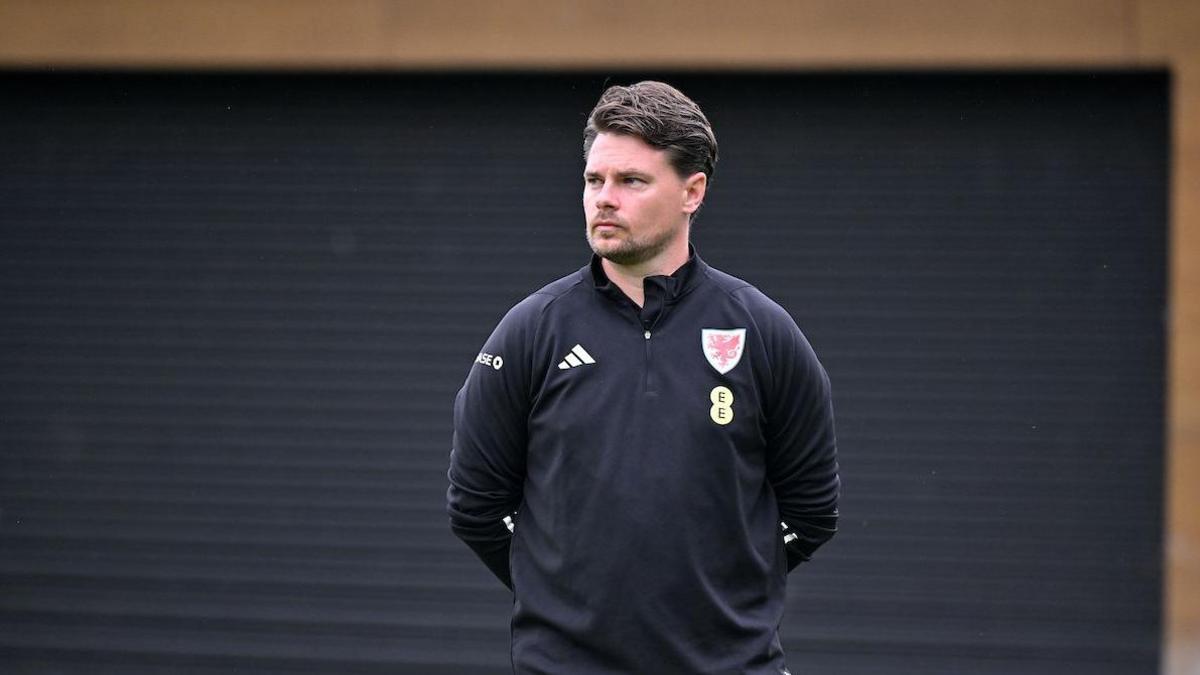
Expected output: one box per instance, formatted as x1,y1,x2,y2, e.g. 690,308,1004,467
557,344,596,370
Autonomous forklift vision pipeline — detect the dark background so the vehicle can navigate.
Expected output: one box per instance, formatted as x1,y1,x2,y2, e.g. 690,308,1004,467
0,72,1166,673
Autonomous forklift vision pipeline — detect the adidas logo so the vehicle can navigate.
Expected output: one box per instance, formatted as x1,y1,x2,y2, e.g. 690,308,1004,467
557,344,596,370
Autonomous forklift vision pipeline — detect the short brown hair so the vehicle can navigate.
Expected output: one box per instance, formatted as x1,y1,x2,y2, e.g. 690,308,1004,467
583,81,718,183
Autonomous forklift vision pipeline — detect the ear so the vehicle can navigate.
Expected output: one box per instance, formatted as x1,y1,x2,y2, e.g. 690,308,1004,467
681,172,707,215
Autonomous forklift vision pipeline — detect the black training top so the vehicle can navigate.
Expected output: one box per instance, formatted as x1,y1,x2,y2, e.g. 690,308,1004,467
447,247,839,674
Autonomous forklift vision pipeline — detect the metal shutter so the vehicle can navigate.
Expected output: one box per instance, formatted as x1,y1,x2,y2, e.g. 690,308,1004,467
0,72,1165,674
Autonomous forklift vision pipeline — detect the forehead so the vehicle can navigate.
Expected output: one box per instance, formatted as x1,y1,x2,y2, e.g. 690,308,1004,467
585,132,672,173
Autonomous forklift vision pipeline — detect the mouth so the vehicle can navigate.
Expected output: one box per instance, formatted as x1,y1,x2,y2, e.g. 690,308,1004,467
592,221,622,233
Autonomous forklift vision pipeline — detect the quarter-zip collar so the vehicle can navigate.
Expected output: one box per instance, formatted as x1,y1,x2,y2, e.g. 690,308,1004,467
587,244,709,307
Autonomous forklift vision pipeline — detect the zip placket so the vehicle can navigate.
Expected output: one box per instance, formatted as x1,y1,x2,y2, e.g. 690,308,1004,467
639,278,668,397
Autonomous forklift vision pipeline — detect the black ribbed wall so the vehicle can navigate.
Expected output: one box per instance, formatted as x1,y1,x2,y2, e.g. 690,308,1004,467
0,72,1165,674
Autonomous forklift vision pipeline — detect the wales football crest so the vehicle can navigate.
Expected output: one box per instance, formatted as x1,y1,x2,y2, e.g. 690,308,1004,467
701,328,746,375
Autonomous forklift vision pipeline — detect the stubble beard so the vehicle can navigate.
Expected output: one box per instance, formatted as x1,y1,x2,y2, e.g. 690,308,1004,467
586,222,677,267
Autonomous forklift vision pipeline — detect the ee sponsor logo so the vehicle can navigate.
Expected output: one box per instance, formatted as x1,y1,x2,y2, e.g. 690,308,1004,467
710,385,734,425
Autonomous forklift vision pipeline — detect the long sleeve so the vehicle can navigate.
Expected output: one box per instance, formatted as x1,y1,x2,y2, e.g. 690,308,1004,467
446,295,544,589
761,306,840,571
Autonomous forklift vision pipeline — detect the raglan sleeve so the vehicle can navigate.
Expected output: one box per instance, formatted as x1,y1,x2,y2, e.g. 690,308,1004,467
761,303,840,572
446,295,541,590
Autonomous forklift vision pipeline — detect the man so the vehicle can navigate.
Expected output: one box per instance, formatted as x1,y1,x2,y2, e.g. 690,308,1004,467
447,81,839,674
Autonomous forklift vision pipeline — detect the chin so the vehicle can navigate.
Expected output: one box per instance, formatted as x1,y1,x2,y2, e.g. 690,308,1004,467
588,236,621,255
598,246,652,267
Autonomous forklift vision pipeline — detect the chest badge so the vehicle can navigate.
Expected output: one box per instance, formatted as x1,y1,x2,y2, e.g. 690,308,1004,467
701,328,746,375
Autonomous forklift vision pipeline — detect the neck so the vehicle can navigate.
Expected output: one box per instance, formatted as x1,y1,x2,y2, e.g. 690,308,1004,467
601,240,689,308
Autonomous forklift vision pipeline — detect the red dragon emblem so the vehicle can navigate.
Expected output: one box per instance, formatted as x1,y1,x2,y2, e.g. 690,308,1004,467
701,328,746,374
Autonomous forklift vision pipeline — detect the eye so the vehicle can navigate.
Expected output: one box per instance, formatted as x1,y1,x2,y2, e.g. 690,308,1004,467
584,176,602,187
624,176,646,186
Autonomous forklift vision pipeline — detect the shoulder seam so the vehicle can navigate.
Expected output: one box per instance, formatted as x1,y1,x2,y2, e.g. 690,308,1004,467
531,269,587,310
702,267,755,303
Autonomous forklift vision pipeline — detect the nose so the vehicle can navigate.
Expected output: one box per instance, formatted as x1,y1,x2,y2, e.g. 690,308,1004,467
594,180,618,211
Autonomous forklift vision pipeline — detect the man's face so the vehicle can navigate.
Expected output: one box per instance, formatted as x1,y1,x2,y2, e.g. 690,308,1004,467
583,132,703,267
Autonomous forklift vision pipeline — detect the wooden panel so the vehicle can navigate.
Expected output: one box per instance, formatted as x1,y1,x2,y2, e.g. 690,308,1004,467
1136,2,1200,673
367,0,1132,68
0,0,393,67
0,0,1129,68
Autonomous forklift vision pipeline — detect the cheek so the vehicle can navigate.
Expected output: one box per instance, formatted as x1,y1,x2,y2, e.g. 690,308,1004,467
647,193,676,220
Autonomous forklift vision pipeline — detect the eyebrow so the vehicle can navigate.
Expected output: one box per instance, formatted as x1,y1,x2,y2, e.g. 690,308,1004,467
583,169,651,179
